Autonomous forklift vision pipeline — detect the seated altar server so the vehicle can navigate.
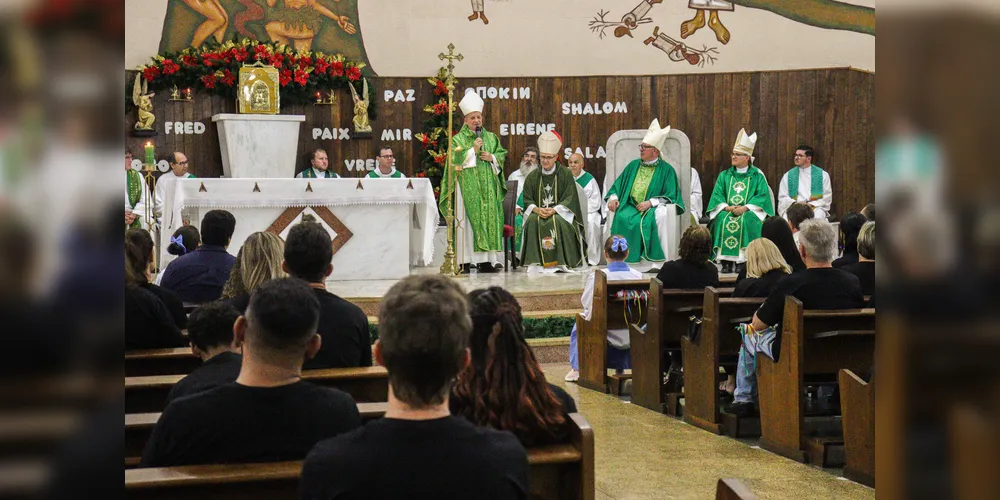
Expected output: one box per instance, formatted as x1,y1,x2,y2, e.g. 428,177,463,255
708,129,774,273
604,119,685,269
296,149,340,178
509,147,539,253
519,131,586,272
366,145,406,178
690,168,704,222
777,145,832,219
568,153,603,266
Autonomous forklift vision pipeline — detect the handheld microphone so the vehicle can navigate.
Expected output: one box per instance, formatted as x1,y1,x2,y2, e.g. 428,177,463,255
475,126,482,138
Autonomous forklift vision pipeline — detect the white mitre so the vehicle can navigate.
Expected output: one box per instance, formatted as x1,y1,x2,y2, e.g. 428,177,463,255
641,119,671,156
732,128,758,157
459,91,484,115
537,130,562,156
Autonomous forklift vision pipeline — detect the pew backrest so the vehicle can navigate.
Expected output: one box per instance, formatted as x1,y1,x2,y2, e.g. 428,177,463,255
126,348,200,377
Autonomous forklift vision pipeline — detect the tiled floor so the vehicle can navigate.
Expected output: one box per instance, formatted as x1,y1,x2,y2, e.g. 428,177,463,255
540,363,875,500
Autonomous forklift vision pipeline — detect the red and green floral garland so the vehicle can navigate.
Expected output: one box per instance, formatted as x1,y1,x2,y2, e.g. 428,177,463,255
134,38,376,116
413,68,462,200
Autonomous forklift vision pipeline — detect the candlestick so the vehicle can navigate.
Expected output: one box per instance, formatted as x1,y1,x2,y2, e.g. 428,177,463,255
185,88,193,100
315,91,323,104
144,142,155,166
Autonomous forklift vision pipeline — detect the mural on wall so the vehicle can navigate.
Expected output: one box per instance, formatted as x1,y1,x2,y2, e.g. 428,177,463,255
468,0,489,25
159,0,372,71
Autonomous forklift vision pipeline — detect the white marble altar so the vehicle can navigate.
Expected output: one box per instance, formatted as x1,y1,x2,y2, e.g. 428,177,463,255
159,178,437,281
212,114,305,178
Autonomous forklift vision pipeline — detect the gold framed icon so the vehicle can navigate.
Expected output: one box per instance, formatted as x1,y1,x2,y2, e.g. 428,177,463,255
238,63,280,114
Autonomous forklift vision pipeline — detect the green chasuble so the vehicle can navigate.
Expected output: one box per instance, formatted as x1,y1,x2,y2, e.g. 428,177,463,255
440,124,508,253
126,169,143,230
604,159,684,263
520,164,585,269
708,166,774,260
300,168,339,178
366,169,405,178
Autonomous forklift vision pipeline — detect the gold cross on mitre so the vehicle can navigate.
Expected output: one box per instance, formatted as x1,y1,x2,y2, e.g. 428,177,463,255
438,44,463,88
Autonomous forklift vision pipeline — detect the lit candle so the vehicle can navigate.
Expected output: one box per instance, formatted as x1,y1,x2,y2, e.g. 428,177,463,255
315,91,322,103
145,142,155,165
185,88,192,100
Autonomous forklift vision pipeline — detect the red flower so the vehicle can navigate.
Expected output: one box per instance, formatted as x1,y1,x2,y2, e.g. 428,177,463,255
141,65,161,81
269,53,284,67
231,47,248,62
253,44,269,60
161,59,180,75
315,58,330,74
346,66,362,81
433,81,447,96
220,69,236,87
432,101,449,115
293,69,309,86
434,154,446,165
297,56,313,68
329,61,344,77
279,69,292,87
201,73,217,89
181,55,198,66
419,135,431,146
416,172,427,178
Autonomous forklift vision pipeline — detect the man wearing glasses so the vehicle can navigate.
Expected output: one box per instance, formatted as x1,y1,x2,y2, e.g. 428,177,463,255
155,152,197,217
776,145,832,220
366,146,405,178
707,129,774,273
604,119,685,271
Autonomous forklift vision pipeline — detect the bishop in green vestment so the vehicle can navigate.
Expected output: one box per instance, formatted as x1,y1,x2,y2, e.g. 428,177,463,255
439,91,508,267
708,129,775,263
520,131,585,270
605,119,684,264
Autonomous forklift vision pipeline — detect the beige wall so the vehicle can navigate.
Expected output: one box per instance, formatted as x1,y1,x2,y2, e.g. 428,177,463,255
125,0,874,76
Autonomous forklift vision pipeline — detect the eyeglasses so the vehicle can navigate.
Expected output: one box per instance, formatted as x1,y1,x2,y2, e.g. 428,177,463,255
638,145,655,151
539,155,557,161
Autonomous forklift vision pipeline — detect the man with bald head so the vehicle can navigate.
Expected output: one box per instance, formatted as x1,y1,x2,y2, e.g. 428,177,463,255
568,153,603,266
155,151,197,217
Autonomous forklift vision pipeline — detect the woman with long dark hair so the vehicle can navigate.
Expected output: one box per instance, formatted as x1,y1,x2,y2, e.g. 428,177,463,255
834,212,867,268
125,229,186,350
451,287,577,447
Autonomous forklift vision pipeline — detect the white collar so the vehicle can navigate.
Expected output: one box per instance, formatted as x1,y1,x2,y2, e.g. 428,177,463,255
641,158,659,166
541,165,557,175
735,166,750,173
373,167,397,177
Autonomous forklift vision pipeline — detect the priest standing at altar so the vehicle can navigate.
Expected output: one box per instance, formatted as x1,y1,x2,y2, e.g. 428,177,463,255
708,129,774,273
296,149,340,178
604,119,684,270
776,145,832,219
125,148,152,230
519,131,585,272
441,91,508,273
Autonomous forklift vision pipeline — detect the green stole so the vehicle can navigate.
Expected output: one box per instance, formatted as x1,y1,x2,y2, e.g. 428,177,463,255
303,168,337,178
604,158,684,263
441,125,508,253
787,165,824,202
520,164,584,268
127,170,143,230
366,169,404,178
708,166,774,259
575,171,595,190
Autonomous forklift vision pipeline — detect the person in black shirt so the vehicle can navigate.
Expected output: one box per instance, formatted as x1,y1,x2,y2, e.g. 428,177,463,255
786,202,815,235
841,221,875,296
165,301,242,404
282,222,371,369
160,210,237,304
655,225,720,289
727,219,865,416
127,228,187,328
833,212,867,268
452,287,577,447
126,230,186,350
733,238,792,298
140,278,361,467
302,275,528,500
736,216,806,282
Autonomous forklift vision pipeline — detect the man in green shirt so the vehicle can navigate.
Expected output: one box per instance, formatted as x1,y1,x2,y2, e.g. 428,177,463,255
605,119,685,270
296,149,340,179
440,91,508,273
366,145,405,178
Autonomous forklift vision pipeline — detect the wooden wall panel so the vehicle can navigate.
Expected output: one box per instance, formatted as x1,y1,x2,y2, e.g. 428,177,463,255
124,68,875,216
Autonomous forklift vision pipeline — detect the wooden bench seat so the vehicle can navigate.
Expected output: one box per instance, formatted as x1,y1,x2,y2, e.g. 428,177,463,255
757,297,875,466
125,366,389,414
577,275,649,394
126,348,202,377
682,288,764,435
715,478,758,499
125,413,595,500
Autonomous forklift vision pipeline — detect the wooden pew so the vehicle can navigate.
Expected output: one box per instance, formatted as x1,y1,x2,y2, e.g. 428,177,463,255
125,413,596,500
576,273,648,394
839,369,874,487
125,403,390,466
757,297,875,466
125,366,389,414
715,478,758,499
629,280,733,415
682,288,764,435
126,348,201,377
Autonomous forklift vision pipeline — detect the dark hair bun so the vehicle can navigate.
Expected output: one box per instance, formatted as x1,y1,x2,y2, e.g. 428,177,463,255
167,241,187,256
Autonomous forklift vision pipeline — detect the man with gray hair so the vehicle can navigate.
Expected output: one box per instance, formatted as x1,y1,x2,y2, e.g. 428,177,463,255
726,219,866,416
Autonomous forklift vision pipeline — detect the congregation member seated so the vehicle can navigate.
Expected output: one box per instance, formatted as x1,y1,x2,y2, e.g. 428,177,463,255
165,301,242,405
451,287,577,447
732,239,792,298
655,225,720,289
127,228,186,329
301,275,528,499
140,278,362,467
785,202,815,246
125,230,185,351
736,216,805,282
283,222,371,369
841,221,875,296
220,231,286,313
166,225,200,257
861,202,875,222
726,219,865,416
564,235,642,383
833,212,867,268
160,210,236,304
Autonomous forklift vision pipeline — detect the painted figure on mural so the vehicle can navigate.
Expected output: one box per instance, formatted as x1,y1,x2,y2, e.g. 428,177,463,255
264,0,357,51
681,0,733,44
468,0,489,25
181,0,230,47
